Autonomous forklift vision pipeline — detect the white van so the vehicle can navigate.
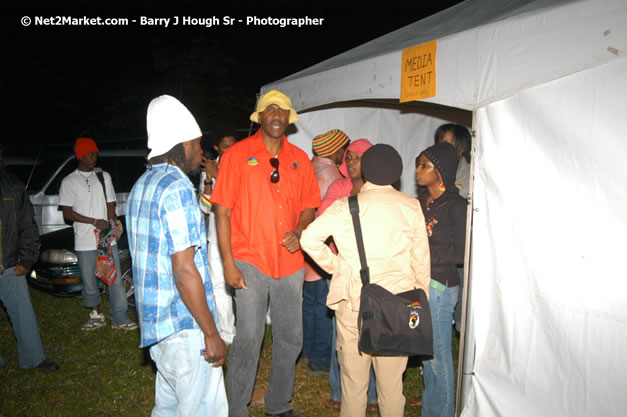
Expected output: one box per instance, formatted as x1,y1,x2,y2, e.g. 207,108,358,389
27,149,148,235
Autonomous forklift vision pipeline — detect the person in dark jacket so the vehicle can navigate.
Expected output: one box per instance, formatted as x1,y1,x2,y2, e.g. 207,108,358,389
0,145,58,371
414,142,467,417
434,123,472,332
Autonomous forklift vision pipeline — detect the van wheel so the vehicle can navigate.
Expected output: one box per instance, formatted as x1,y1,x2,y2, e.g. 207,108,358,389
121,268,135,309
103,269,135,309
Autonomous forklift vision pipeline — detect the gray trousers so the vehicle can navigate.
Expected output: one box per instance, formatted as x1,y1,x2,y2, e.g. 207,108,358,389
226,260,304,417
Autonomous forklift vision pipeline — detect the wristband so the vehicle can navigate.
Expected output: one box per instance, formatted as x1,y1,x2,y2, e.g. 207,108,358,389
92,219,97,226
204,179,213,186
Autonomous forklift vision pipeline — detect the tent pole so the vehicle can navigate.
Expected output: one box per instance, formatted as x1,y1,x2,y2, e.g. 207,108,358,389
456,111,478,416
248,93,261,137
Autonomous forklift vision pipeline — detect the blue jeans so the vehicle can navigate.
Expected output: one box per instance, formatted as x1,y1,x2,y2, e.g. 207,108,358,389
421,282,459,417
76,247,128,324
226,261,304,417
330,315,377,404
302,279,332,367
150,329,228,417
0,267,46,368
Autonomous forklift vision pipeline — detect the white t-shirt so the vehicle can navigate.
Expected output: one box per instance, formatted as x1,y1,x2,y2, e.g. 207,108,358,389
59,169,117,251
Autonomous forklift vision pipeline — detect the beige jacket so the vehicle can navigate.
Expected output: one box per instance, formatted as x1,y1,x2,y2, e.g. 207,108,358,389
300,182,430,311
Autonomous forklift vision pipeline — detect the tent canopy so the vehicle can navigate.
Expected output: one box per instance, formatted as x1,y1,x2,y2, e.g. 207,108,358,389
264,0,626,111
260,1,627,416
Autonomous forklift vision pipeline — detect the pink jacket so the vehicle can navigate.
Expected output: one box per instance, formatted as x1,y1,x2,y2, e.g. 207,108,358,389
319,139,373,215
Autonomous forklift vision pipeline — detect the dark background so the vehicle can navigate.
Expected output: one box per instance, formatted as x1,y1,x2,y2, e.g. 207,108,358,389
2,1,463,154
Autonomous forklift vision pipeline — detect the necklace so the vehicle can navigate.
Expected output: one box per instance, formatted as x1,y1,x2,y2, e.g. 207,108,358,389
77,170,94,192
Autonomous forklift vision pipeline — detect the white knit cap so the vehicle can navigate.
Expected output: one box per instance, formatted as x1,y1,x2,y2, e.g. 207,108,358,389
146,95,202,159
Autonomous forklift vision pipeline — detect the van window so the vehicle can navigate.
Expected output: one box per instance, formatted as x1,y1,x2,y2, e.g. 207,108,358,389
25,155,71,193
97,156,147,193
28,155,147,196
46,158,76,196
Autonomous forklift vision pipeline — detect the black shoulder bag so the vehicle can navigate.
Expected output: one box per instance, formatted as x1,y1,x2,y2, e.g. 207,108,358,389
349,194,433,356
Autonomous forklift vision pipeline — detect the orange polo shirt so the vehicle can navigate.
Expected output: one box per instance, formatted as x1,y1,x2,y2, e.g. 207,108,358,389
211,129,321,278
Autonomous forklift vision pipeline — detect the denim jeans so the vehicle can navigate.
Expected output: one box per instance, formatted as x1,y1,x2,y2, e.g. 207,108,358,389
0,267,46,368
150,329,228,417
330,316,377,404
226,261,304,417
302,279,333,367
421,282,459,417
76,247,128,324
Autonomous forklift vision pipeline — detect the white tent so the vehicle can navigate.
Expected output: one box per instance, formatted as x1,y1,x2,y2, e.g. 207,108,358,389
262,0,627,416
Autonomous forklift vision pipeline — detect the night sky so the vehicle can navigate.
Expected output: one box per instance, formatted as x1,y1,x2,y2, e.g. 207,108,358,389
2,1,463,154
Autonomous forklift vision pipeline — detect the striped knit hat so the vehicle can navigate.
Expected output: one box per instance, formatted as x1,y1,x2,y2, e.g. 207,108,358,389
312,129,350,157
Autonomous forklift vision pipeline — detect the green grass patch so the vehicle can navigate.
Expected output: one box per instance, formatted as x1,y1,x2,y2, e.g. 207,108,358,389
1,287,459,416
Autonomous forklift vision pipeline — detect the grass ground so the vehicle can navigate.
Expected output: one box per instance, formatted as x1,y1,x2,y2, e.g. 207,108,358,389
0,287,458,416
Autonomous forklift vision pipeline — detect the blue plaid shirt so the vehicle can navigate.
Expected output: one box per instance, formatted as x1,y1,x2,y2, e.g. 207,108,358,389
126,163,219,348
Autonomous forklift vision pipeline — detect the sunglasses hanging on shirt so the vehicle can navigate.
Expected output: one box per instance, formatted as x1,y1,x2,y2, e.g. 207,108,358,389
270,157,280,183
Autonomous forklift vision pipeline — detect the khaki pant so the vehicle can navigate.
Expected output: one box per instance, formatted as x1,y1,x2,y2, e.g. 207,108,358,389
336,301,408,417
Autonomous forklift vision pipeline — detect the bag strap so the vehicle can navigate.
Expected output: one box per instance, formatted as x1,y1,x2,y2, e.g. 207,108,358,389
95,170,112,223
348,195,370,286
95,170,109,202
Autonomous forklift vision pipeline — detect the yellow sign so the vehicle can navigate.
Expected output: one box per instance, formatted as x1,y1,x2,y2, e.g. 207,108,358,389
400,40,437,103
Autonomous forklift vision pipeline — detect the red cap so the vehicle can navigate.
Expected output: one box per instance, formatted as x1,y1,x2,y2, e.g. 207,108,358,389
74,137,99,159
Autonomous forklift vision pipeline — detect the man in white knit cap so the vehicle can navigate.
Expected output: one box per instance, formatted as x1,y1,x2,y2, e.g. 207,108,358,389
126,95,228,416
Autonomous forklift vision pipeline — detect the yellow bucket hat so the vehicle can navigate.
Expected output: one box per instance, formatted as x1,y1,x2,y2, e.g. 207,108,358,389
250,89,298,124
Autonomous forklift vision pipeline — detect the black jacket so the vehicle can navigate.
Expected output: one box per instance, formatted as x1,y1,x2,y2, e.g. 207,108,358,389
0,168,40,269
418,190,467,286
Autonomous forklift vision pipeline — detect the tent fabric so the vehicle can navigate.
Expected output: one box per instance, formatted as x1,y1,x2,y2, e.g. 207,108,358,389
280,0,574,80
469,56,627,417
264,0,627,112
285,106,448,196
260,0,627,415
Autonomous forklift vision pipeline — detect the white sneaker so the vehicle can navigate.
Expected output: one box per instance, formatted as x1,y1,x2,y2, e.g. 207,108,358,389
81,310,106,330
111,320,139,331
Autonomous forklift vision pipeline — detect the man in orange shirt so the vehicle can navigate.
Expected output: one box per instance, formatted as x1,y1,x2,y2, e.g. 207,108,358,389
211,90,321,417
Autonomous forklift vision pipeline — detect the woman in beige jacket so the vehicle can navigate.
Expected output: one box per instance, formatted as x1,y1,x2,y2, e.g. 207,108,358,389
301,144,431,417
